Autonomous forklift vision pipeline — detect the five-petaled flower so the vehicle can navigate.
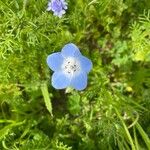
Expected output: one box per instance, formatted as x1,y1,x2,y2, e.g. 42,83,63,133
47,43,92,90
47,0,68,18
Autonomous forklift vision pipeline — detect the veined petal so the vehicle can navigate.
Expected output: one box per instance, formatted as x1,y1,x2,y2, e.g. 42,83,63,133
52,72,70,89
61,43,81,58
79,56,92,73
70,72,87,90
47,52,63,71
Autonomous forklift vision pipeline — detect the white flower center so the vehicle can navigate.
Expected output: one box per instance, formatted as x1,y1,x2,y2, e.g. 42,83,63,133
61,57,80,76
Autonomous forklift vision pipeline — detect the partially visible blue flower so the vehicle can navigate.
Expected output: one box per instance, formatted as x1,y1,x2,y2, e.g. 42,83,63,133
47,0,68,18
47,43,93,90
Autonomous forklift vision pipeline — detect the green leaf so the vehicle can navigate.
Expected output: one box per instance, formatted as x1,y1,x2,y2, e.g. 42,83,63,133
136,122,150,150
41,83,53,116
0,121,25,140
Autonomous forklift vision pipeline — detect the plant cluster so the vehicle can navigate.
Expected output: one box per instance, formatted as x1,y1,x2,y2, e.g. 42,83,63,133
0,0,150,149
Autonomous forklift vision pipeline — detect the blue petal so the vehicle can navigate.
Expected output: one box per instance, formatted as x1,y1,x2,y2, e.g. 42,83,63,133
70,72,87,90
79,56,93,73
47,52,63,71
61,43,81,58
52,72,70,89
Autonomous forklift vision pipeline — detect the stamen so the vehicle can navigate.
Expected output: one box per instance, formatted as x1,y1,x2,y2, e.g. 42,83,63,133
62,57,80,76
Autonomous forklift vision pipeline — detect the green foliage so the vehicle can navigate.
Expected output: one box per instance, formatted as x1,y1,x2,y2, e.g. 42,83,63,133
131,10,150,62
0,0,150,149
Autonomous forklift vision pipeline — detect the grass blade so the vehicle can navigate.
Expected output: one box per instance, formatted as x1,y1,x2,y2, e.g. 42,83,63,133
136,122,150,150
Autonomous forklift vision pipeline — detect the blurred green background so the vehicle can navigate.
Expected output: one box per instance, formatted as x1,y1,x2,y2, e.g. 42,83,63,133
0,0,150,149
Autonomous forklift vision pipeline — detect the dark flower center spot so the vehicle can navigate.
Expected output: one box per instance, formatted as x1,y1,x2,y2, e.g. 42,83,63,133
64,61,78,74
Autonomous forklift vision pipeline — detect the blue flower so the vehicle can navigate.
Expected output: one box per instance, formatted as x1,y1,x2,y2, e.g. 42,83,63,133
47,0,68,18
47,43,93,90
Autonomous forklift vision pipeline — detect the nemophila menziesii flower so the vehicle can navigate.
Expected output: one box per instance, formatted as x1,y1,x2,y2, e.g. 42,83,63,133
47,43,92,90
47,0,68,18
